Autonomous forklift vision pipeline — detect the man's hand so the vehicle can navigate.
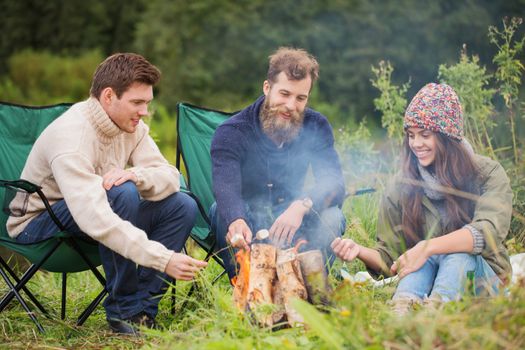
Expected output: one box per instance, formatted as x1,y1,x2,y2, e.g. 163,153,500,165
102,168,138,190
390,240,432,279
331,237,361,262
227,219,252,251
269,200,308,248
164,252,207,280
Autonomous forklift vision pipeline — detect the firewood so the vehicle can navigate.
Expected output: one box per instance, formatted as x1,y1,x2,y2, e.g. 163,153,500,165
297,250,331,305
232,250,250,311
248,243,277,327
271,278,286,325
276,248,308,326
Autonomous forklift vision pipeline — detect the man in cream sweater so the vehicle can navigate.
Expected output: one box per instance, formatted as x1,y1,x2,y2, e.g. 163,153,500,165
7,53,207,334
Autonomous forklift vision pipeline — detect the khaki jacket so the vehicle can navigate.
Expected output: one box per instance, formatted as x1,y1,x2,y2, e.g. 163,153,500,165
370,154,513,281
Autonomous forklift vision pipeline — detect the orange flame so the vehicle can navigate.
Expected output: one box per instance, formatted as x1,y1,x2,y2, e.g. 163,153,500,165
232,249,251,310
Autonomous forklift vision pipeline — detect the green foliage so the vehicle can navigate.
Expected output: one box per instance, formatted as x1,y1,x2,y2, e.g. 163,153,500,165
370,60,410,144
489,17,525,165
0,49,103,105
487,17,525,241
334,120,381,190
144,103,179,166
3,262,524,349
133,0,522,122
489,17,525,108
438,47,496,155
0,0,146,74
291,299,345,349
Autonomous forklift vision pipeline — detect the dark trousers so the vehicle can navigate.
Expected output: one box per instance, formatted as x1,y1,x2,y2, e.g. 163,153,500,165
16,181,197,320
210,201,346,279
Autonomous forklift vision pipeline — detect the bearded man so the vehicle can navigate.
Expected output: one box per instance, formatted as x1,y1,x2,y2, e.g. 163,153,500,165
210,47,346,278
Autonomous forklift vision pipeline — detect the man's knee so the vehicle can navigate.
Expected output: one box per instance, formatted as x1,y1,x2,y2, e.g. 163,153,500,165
318,206,346,236
169,192,199,222
106,181,140,207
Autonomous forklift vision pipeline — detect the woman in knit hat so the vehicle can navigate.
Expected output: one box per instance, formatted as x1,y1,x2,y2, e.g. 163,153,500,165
331,83,512,314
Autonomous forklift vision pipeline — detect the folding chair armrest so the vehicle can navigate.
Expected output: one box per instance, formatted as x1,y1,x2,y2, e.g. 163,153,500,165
1,179,66,231
0,179,41,193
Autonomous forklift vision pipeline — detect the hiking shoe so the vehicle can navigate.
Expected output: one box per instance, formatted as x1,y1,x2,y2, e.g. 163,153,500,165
389,297,420,316
422,295,443,311
129,311,157,329
108,311,156,335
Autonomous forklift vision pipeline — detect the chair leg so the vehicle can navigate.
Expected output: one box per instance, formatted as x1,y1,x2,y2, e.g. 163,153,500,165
0,263,41,312
68,239,106,286
76,288,107,326
61,272,67,320
179,269,227,313
0,257,49,316
0,240,61,314
211,270,227,285
171,279,176,315
0,266,45,333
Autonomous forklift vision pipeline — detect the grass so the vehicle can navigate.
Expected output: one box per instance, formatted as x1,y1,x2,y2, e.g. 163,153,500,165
1,196,524,349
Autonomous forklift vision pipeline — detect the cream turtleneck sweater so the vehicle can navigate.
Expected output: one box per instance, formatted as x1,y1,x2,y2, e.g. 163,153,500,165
7,97,180,273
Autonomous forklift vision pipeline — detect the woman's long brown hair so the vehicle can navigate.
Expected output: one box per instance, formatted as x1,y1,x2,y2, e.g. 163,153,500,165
400,133,480,246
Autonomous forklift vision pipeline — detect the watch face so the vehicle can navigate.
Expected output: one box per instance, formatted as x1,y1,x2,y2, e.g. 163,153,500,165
303,197,313,209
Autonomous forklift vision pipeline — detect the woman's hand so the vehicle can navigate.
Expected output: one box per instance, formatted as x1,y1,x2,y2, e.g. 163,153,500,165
390,240,432,279
331,237,361,262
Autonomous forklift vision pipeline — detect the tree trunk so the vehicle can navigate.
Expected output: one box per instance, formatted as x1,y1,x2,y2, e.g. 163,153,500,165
297,250,331,305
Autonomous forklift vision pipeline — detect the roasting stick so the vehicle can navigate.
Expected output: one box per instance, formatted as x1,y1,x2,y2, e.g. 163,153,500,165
208,187,377,261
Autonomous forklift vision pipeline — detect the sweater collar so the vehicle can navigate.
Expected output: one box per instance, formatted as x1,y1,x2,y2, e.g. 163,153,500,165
84,97,122,142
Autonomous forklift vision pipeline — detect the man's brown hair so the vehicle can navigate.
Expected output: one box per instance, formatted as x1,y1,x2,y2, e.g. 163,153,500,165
267,47,319,87
90,53,161,99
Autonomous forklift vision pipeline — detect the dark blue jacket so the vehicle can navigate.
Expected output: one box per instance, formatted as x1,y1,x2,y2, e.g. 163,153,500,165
211,96,345,227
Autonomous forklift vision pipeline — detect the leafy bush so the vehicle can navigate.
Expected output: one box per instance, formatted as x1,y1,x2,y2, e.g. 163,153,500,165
0,49,102,105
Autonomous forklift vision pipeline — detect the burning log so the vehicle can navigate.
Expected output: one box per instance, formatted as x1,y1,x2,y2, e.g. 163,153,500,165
275,248,308,326
247,243,277,327
232,238,331,327
297,250,331,305
232,249,250,311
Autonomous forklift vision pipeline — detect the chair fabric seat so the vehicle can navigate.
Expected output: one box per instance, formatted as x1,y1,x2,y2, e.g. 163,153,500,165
0,101,106,331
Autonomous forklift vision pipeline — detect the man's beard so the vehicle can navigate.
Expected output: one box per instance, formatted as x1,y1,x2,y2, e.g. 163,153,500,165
259,98,304,146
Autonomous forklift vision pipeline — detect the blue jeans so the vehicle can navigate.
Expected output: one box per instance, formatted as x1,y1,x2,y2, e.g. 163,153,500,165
17,181,197,320
210,201,346,279
393,253,502,302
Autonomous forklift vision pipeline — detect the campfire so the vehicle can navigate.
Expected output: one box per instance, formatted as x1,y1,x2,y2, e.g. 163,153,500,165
231,231,331,327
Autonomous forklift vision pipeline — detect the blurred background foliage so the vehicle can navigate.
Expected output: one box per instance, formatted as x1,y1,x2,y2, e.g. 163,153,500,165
1,0,523,123
0,0,524,243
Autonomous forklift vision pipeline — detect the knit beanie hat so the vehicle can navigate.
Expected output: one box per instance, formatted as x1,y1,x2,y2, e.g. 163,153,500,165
404,83,463,140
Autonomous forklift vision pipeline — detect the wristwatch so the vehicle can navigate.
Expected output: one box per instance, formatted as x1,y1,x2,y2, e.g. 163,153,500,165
302,197,313,211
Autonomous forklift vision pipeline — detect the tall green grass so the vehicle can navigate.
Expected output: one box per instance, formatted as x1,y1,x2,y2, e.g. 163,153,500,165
2,246,523,349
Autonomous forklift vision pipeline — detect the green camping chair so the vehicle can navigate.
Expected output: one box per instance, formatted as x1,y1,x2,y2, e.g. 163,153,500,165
175,103,234,291
0,101,107,333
